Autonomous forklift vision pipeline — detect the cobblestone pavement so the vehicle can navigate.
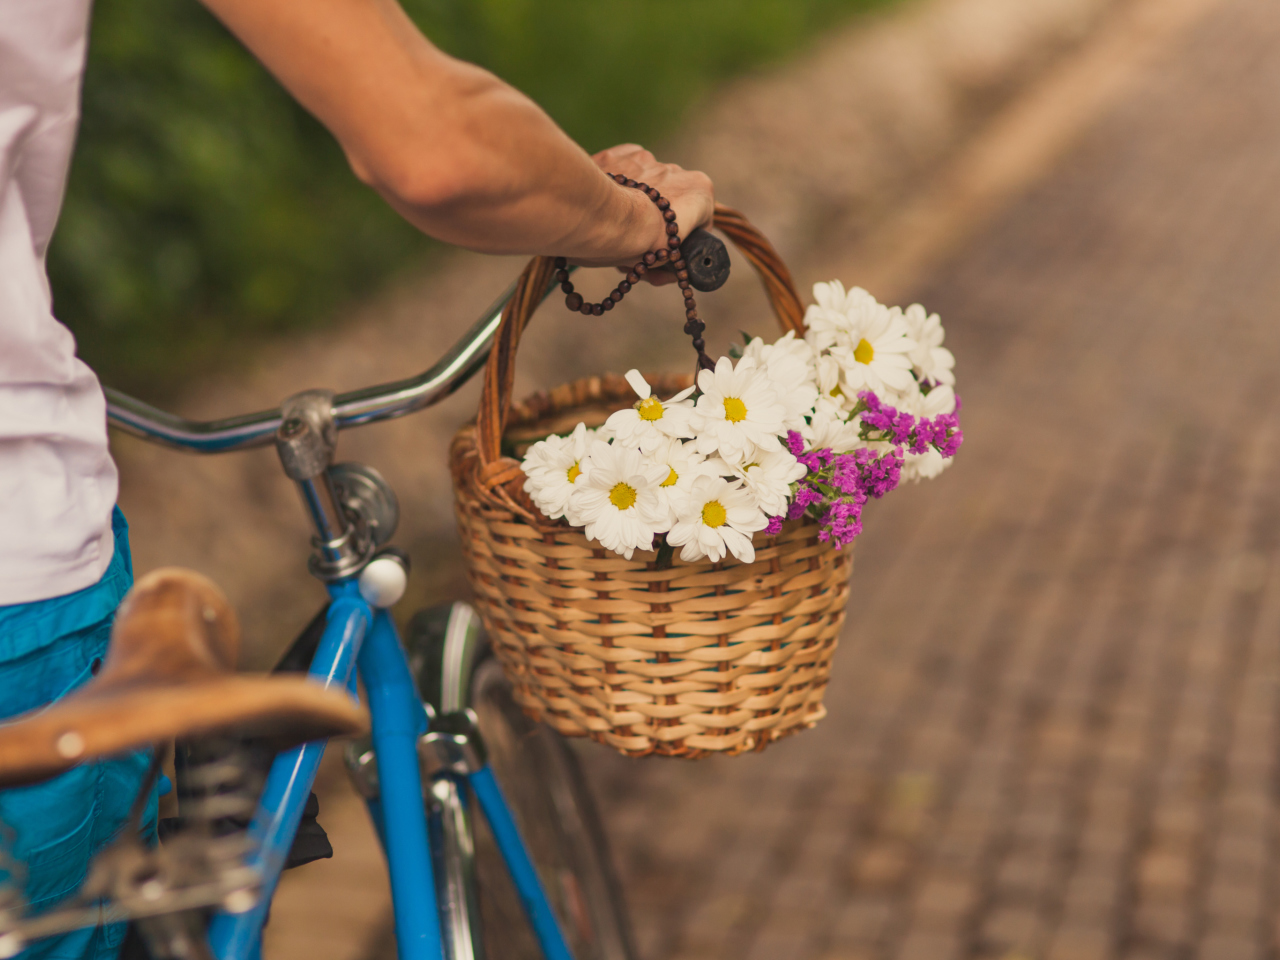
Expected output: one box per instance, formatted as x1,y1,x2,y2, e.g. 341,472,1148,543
580,2,1280,960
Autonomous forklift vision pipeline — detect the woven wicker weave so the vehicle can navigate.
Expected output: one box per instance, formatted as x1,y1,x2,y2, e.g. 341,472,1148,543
450,207,855,758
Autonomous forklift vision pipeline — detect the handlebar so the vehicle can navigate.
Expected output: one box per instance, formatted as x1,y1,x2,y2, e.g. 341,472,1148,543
106,281,514,453
106,231,731,454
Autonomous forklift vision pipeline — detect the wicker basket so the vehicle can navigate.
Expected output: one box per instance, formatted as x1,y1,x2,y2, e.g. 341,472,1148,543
449,206,854,758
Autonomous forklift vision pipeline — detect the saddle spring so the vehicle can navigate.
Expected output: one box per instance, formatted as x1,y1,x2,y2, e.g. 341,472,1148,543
172,738,264,853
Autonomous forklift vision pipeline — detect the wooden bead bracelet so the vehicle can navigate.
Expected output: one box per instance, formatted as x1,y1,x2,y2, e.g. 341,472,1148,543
554,173,714,372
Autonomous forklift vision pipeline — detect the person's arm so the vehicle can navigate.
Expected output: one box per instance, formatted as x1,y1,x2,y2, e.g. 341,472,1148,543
198,0,713,266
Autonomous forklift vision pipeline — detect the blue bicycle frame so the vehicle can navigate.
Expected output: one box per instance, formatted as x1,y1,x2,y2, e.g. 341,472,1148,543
99,271,602,960
205,579,573,960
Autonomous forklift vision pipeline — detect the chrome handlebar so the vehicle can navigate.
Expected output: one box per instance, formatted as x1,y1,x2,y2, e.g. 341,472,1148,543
106,227,733,454
105,282,516,453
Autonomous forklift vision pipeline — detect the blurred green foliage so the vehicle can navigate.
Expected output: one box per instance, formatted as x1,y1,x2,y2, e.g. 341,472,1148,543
52,0,890,394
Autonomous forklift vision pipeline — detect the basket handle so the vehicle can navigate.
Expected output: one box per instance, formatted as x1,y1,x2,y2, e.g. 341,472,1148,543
471,204,806,505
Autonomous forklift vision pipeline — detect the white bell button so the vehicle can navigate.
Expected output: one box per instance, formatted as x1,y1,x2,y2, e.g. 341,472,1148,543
359,555,408,608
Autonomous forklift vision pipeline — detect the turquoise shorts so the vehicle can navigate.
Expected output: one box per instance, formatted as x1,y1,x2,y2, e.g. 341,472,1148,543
0,509,158,960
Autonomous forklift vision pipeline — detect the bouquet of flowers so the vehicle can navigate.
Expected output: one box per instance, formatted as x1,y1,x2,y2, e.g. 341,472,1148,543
521,280,963,562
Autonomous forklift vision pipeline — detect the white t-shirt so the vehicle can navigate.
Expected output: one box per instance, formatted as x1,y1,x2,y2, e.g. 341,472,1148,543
0,0,118,606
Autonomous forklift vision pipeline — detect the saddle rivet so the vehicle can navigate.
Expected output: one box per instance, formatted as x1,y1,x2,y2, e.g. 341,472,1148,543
55,731,85,759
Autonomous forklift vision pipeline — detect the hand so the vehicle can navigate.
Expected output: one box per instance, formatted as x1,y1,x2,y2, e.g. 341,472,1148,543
590,144,715,284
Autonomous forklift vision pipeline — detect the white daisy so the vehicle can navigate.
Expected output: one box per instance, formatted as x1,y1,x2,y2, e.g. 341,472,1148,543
802,281,881,354
895,383,957,485
902,304,956,387
729,449,808,518
801,405,863,454
645,437,719,525
902,382,957,419
901,449,950,483
569,440,669,560
875,365,926,418
826,301,918,398
667,475,768,564
691,356,787,464
589,422,616,443
814,354,856,417
604,370,696,453
742,332,819,432
522,422,592,522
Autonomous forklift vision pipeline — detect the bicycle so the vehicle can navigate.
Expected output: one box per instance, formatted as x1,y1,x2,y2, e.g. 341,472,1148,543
0,230,731,960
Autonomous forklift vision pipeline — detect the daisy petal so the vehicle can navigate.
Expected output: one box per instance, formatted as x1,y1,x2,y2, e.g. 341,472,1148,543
624,369,652,399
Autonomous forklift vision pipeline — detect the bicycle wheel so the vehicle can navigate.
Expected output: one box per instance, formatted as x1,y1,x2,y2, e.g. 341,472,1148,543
407,603,636,960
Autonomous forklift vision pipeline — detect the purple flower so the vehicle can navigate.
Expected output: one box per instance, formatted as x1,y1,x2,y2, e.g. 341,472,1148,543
818,498,864,547
778,389,963,552
795,485,824,509
855,390,965,462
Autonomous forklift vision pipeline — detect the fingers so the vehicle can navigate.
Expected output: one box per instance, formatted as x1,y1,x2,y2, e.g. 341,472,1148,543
582,143,715,274
592,143,655,174
614,264,678,286
676,169,716,232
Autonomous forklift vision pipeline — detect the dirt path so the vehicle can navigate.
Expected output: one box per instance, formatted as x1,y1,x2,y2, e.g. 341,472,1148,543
103,0,1260,955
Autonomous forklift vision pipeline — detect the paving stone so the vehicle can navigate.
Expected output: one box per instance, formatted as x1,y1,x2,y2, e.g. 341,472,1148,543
833,896,896,945
1130,900,1192,946
1013,807,1068,846
776,873,842,910
1060,870,1122,920
1075,824,1131,859
1135,850,1195,896
1212,833,1269,876
683,893,754,932
980,905,1043,951
856,842,915,890
895,930,962,960
995,850,1059,899
1045,924,1111,960
911,876,979,931
1199,934,1263,960
1204,877,1266,924
745,929,820,960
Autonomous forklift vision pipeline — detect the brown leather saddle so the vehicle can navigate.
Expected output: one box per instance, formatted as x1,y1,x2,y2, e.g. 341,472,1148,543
0,568,369,789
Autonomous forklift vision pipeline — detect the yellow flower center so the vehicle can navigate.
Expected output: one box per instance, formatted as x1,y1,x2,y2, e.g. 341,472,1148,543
637,396,664,421
723,397,748,423
609,482,637,510
566,462,581,483
661,468,678,488
829,385,844,398
854,338,875,365
701,501,727,528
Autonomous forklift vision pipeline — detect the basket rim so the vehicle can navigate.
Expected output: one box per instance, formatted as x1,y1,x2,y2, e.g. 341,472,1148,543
450,369,849,561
